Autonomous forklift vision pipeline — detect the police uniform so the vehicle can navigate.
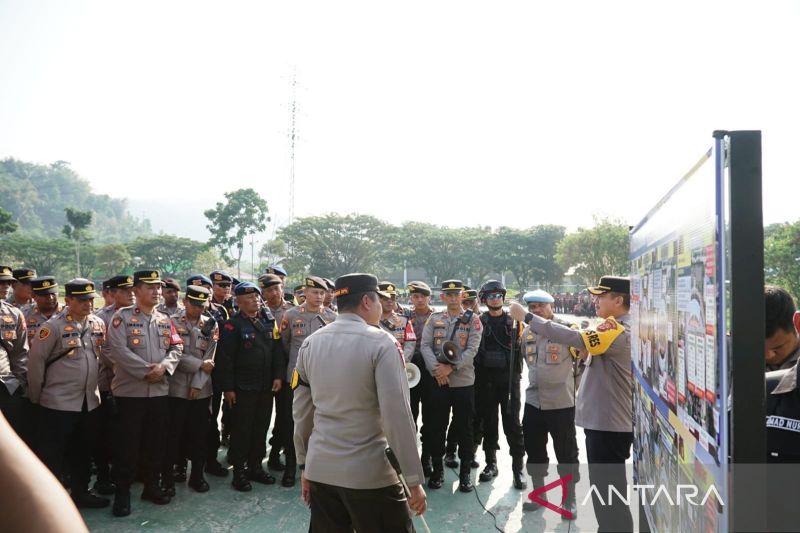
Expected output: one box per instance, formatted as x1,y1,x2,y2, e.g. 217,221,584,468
520,276,632,531
406,281,435,476
27,279,109,508
92,274,134,495
259,273,293,471
473,282,526,489
765,364,800,528
0,265,29,438
420,280,482,491
157,278,185,317
293,274,424,532
107,270,184,516
23,277,63,342
278,276,337,486
186,274,231,477
11,268,36,311
378,282,416,363
162,286,218,494
215,281,285,491
518,290,581,510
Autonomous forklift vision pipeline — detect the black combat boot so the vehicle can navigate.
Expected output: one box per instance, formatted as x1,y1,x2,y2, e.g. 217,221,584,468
268,448,285,471
161,470,176,498
188,467,210,493
231,467,252,492
247,465,276,485
141,483,171,505
112,487,131,517
174,460,187,482
458,466,474,493
93,471,116,495
444,453,459,469
512,456,527,490
421,454,433,478
428,458,445,489
205,458,229,477
281,464,296,487
72,491,110,509
479,450,498,482
470,444,480,469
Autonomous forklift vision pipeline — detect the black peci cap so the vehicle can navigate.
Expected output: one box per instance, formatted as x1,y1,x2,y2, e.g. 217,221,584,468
587,276,630,295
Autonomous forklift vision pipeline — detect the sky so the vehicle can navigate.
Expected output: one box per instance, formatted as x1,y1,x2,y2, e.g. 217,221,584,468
1,0,798,244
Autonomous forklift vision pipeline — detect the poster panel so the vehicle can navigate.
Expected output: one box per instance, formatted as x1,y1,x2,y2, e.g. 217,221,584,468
630,141,727,533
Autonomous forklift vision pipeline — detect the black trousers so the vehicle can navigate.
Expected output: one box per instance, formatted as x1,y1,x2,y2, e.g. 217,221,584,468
409,354,432,458
522,404,578,478
278,382,297,468
445,405,480,457
206,378,229,463
309,480,414,533
35,401,98,494
165,396,210,474
268,384,290,457
112,396,169,489
476,369,525,458
228,389,273,469
585,429,633,533
428,384,473,466
92,391,115,483
0,386,34,445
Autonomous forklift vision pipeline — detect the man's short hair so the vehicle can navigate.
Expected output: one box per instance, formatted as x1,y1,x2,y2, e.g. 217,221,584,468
337,290,377,312
609,291,630,310
765,285,796,338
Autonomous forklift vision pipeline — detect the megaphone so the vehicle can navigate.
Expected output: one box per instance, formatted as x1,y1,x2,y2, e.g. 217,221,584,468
405,362,421,388
436,341,461,365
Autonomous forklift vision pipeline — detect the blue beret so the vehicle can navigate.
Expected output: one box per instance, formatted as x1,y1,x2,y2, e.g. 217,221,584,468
523,290,554,304
234,281,259,296
186,274,212,287
266,265,288,277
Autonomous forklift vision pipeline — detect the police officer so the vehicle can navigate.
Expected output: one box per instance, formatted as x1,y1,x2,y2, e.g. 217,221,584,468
27,278,108,509
23,277,63,343
259,273,292,472
473,280,526,490
510,275,633,531
278,276,337,487
93,274,135,495
215,282,285,492
100,278,115,308
461,288,480,314
764,286,800,371
0,265,29,438
420,280,482,492
107,270,184,517
11,268,36,311
519,289,581,515
266,265,288,282
378,282,416,362
157,278,184,316
187,274,231,478
293,273,426,531
162,285,218,495
293,284,306,305
766,360,800,528
210,270,237,315
407,281,435,477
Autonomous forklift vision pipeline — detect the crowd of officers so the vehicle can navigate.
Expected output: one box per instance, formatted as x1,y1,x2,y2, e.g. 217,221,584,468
0,263,636,531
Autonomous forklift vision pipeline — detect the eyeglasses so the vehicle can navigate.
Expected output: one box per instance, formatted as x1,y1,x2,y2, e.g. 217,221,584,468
485,292,504,300
215,283,231,288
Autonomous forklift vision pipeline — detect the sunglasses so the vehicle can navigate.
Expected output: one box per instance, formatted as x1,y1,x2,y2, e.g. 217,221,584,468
485,292,504,300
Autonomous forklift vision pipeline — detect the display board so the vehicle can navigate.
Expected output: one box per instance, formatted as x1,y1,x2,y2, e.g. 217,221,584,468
630,140,728,533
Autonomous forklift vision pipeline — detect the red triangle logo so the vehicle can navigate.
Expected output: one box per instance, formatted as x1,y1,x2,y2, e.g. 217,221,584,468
528,474,574,519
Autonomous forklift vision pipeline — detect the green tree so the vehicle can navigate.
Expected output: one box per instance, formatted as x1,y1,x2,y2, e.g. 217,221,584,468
0,236,74,278
205,189,270,277
128,235,208,279
191,249,232,276
389,222,465,284
258,239,288,272
0,207,17,235
493,225,566,291
278,214,388,279
764,221,800,299
62,207,93,276
94,243,133,276
555,216,630,285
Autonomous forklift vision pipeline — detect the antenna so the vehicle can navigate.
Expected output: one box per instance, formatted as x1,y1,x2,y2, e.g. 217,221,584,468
288,67,298,224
